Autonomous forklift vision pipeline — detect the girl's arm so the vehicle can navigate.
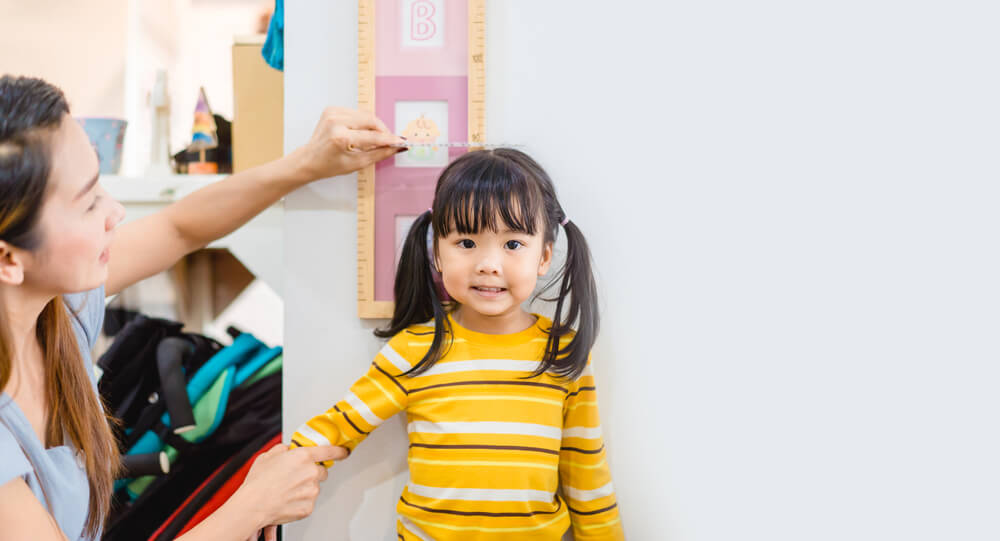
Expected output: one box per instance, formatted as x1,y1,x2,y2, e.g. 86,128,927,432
559,359,626,540
106,108,402,296
289,340,411,463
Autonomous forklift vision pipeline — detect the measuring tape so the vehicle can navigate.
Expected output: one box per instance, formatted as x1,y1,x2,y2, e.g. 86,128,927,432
392,142,521,148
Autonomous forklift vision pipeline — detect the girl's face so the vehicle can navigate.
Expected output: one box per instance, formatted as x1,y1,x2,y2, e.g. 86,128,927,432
17,116,125,294
435,220,553,327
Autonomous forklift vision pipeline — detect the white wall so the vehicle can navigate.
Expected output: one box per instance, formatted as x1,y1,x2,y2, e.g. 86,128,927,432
0,0,128,117
284,1,1000,540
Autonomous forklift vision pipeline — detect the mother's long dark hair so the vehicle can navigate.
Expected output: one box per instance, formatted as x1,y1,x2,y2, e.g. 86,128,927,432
0,75,119,538
376,148,599,381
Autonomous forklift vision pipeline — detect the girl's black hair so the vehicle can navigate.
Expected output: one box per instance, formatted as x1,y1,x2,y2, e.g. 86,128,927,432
375,148,599,381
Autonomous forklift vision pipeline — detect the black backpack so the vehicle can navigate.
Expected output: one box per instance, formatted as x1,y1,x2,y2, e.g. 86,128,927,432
97,315,222,455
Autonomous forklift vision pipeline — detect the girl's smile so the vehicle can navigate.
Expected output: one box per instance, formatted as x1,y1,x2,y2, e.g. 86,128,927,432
470,285,507,298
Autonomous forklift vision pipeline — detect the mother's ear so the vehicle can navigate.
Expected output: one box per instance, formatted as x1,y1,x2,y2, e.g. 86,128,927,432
0,242,26,285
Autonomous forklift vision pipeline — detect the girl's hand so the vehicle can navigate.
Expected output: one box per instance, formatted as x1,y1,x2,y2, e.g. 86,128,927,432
232,443,349,534
289,107,403,183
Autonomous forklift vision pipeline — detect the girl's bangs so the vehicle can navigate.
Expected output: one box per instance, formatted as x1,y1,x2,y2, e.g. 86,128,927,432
434,152,544,237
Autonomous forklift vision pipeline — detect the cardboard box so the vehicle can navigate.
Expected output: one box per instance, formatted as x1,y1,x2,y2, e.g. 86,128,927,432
232,35,283,173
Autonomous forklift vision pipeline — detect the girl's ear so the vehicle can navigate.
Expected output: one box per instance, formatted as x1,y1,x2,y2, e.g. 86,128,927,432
426,226,440,272
537,241,554,276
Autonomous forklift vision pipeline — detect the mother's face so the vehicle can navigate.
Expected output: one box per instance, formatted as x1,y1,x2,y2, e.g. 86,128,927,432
19,115,125,295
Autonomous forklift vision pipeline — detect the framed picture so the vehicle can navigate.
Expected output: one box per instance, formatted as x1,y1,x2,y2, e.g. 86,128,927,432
357,0,485,318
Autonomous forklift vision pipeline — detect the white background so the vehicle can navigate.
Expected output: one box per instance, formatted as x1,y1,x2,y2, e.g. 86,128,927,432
283,1,1000,539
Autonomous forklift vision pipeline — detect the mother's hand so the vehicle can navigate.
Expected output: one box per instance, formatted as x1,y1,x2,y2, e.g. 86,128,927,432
232,443,348,540
289,107,404,182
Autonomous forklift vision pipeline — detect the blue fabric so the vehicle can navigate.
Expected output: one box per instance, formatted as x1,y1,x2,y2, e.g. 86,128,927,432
183,333,264,402
65,285,105,388
262,0,284,71
234,345,282,386
0,285,105,541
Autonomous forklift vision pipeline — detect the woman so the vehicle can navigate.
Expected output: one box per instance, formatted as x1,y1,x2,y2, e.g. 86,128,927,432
0,75,402,541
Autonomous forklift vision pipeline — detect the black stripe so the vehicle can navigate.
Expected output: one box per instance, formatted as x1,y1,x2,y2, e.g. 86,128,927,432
567,502,618,516
343,411,368,435
405,329,436,336
410,443,559,455
399,496,562,517
335,407,368,435
566,386,596,399
410,379,567,394
398,535,404,541
560,444,605,455
374,362,409,395
289,439,303,448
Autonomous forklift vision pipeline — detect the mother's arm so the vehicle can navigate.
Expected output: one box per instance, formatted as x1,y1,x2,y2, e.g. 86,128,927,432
106,108,401,296
175,444,348,541
0,445,347,541
0,479,69,541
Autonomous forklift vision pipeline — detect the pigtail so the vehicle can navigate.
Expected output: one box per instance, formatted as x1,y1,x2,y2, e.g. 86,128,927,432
536,219,600,381
374,210,451,376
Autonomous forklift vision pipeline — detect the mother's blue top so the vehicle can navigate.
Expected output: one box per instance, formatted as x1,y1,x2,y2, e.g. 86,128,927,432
0,286,105,540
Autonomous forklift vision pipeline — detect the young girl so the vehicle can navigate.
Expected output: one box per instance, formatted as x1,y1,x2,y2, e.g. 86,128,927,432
292,149,623,540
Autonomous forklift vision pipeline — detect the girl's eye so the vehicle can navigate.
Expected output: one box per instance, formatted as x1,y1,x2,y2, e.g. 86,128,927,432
505,240,524,250
458,239,475,249
87,196,100,212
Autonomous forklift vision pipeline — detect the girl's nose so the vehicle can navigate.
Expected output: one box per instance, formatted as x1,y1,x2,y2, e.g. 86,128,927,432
475,251,502,275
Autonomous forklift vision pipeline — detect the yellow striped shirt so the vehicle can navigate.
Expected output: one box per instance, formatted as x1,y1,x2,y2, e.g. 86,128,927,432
291,314,624,540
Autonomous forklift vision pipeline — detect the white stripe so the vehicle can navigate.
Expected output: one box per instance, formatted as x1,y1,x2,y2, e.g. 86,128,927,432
295,423,333,447
408,421,562,440
408,483,555,503
399,516,434,541
562,426,602,439
344,391,383,427
380,344,412,372
563,481,615,502
416,359,542,377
